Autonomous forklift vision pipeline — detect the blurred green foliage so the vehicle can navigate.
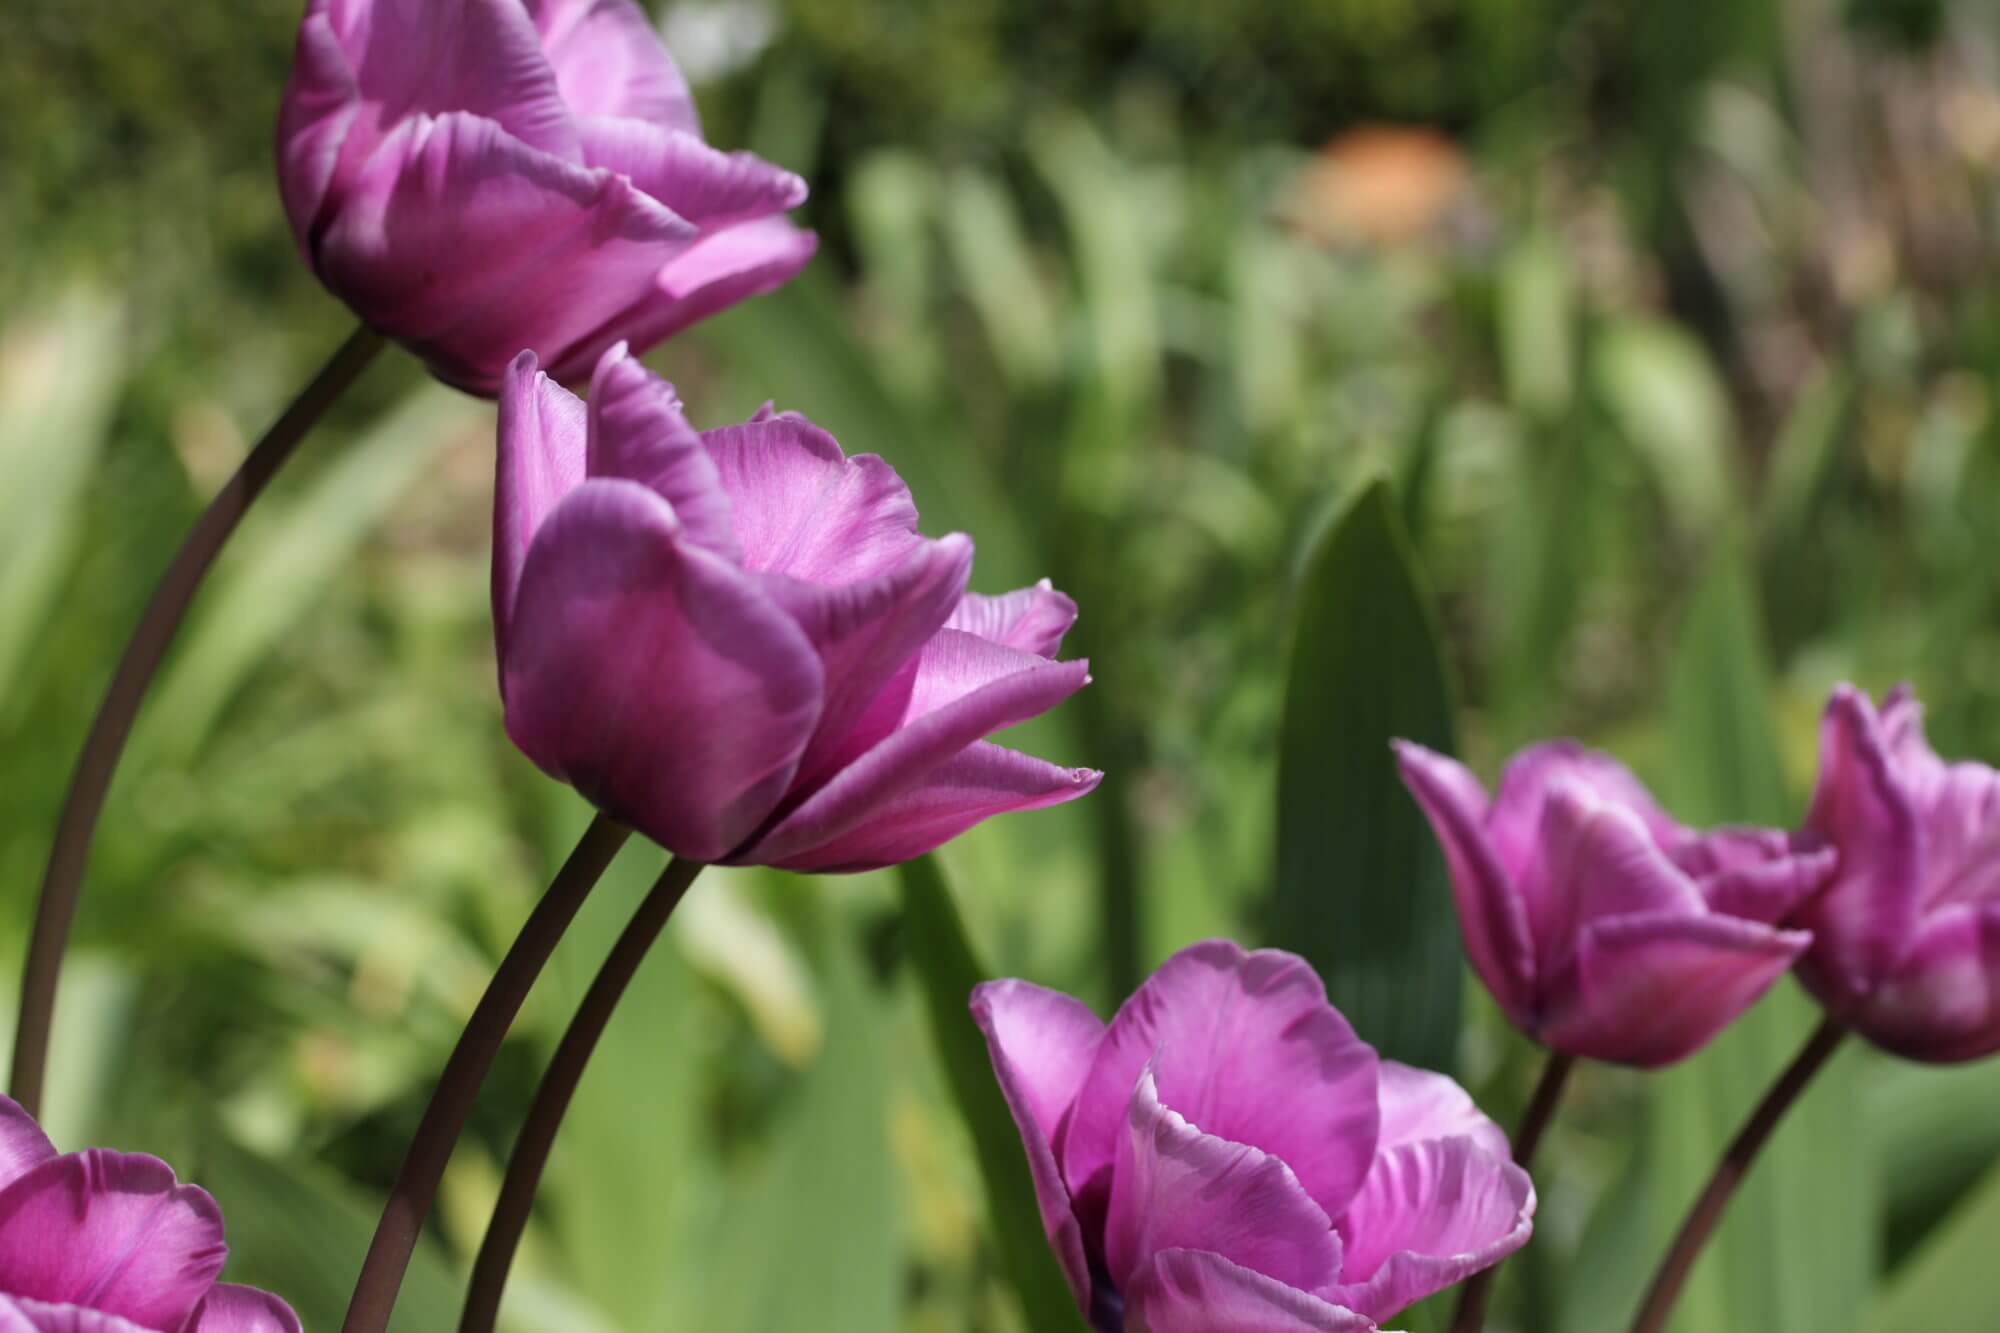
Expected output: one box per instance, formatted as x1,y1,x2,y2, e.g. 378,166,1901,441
4,0,2000,1329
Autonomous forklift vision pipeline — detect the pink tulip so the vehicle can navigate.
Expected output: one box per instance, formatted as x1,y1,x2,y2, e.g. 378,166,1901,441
972,941,1534,1331
278,0,816,394
0,1096,298,1332
1796,685,2000,1060
494,344,1100,869
1395,740,1831,1067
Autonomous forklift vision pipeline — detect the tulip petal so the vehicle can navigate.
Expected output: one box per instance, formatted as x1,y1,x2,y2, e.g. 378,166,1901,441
0,1099,57,1194
1066,941,1380,1232
946,581,1080,658
0,1297,151,1333
585,344,737,560
494,351,589,651
1126,1251,1376,1333
1673,830,1837,925
314,111,696,393
525,0,699,131
741,631,1090,865
580,120,807,227
1488,741,1681,872
1324,1138,1535,1323
502,479,823,860
276,11,366,248
701,415,925,584
1858,901,2000,1061
186,1286,304,1333
1373,1062,1509,1161
0,1150,227,1331
1537,785,1707,949
969,980,1105,1307
1105,1070,1344,1296
1392,742,1537,1021
1541,912,1809,1066
1803,686,1924,1000
1908,765,2000,910
767,742,1102,873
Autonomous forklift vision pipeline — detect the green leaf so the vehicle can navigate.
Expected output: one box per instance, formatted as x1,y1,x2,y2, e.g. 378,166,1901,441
1865,1157,2000,1331
898,854,1093,1333
1592,318,1736,533
1272,477,1460,1073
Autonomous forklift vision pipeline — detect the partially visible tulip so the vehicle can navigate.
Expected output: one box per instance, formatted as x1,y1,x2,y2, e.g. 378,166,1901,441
1395,740,1831,1067
972,940,1534,1332
278,0,816,394
0,1095,299,1332
494,344,1099,870
1796,684,2000,1061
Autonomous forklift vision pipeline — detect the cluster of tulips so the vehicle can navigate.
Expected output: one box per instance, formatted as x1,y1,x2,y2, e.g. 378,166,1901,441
9,2,1999,1332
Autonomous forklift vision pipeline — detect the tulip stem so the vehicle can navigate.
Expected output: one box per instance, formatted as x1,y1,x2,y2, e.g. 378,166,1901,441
458,856,707,1333
1448,1050,1576,1333
1627,1018,1847,1333
11,322,386,1118
340,814,632,1333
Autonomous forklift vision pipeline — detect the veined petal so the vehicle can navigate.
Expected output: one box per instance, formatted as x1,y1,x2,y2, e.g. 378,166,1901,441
1067,941,1380,1233
1126,1251,1375,1333
580,120,806,227
276,10,365,249
1856,901,2000,1062
1372,1062,1508,1162
0,1099,57,1194
1324,1138,1534,1323
969,980,1105,1307
585,344,736,559
1105,1070,1344,1296
0,1151,227,1332
0,1297,152,1333
1673,830,1837,925
1392,743,1537,1021
1536,784,1706,951
494,351,588,652
946,581,1079,658
1487,741,1681,872
502,479,823,861
186,1287,303,1333
524,0,699,131
1540,912,1809,1067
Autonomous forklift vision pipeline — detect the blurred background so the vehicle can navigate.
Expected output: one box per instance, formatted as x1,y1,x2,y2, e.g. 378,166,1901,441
4,0,2000,1329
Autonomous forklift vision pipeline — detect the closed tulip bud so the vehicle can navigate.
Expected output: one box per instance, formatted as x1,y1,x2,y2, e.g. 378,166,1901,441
494,344,1099,869
972,941,1534,1331
1797,685,2000,1061
278,0,816,394
1395,740,1832,1068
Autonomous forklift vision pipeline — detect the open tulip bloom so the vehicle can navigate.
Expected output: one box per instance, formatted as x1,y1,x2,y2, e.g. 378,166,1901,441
1395,740,1834,1068
1798,685,2000,1061
278,0,817,393
972,940,1535,1332
494,343,1101,869
0,1096,299,1332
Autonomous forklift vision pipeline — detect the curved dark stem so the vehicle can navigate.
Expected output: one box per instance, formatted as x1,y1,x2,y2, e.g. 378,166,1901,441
1449,1050,1577,1333
458,856,706,1333
12,324,386,1116
1627,1018,1846,1333
340,815,632,1333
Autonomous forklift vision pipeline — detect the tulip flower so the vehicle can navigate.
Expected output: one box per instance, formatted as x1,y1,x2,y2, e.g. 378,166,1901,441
1796,684,2000,1061
972,940,1534,1332
494,344,1099,869
1395,740,1831,1068
278,0,816,394
0,1095,299,1332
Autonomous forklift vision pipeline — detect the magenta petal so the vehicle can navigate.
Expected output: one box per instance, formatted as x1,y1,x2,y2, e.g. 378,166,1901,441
580,119,807,227
1908,763,2000,909
1674,830,1837,925
1857,902,2000,1061
0,1298,151,1333
1540,912,1810,1067
946,581,1080,658
740,632,1089,865
0,1099,56,1194
1803,686,1924,1001
185,1286,303,1333
1325,1138,1535,1323
276,11,364,249
1392,742,1537,1022
766,742,1102,873
1487,741,1681,872
494,351,588,652
969,980,1105,1307
0,1150,227,1331
1373,1062,1509,1162
1536,785,1706,946
1066,941,1380,1229
1126,1251,1376,1333
1105,1070,1344,1296
502,479,823,860
584,344,736,559
524,0,699,131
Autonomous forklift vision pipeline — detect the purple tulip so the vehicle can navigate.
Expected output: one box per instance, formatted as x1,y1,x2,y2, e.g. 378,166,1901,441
494,344,1100,869
278,0,816,394
972,940,1534,1332
1394,740,1831,1068
1795,684,2000,1061
0,1096,299,1332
